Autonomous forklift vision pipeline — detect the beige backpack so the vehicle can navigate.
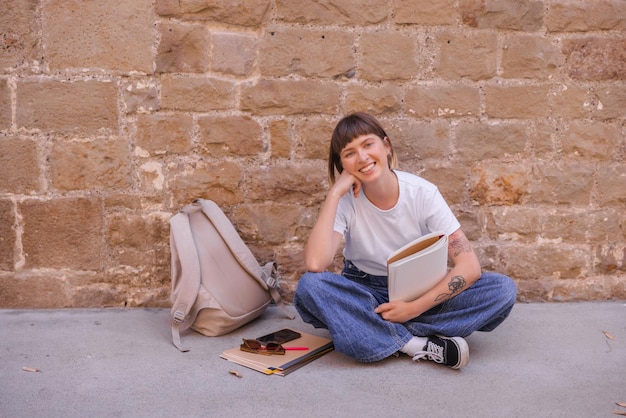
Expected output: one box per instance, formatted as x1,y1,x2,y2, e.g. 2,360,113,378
169,199,294,352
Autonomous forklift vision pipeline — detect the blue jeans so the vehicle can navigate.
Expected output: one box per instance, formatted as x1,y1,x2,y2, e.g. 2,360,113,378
293,261,517,362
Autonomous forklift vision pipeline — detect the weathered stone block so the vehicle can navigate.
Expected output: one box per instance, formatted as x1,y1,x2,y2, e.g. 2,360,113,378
212,32,257,76
405,85,479,118
258,28,355,78
0,0,40,70
455,122,527,162
156,0,271,27
43,0,154,72
470,161,530,205
345,84,403,115
502,34,562,79
561,121,621,160
168,160,244,206
435,31,498,81
530,161,594,205
0,272,68,308
0,137,40,194
135,113,193,156
0,79,11,129
485,85,550,118
275,0,388,25
232,203,304,245
121,78,160,114
563,37,626,81
16,80,118,134
107,212,169,249
197,115,264,157
50,137,132,191
395,0,457,25
161,75,236,112
484,206,542,242
547,0,626,32
20,197,103,270
156,22,210,73
550,84,592,119
386,119,450,162
500,243,590,281
360,32,420,81
293,117,336,161
596,164,626,206
419,165,469,206
593,84,626,121
0,200,16,271
270,120,290,159
241,79,340,115
459,0,544,31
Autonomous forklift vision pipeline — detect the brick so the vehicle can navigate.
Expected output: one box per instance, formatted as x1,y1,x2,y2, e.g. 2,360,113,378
405,85,479,118
0,272,68,308
258,28,355,78
459,0,544,31
168,160,244,206
346,84,404,115
550,84,592,119
546,0,626,32
107,213,168,249
0,79,11,129
435,31,498,81
502,34,562,79
197,115,264,157
232,203,303,245
386,119,450,162
121,78,160,114
241,79,340,115
530,161,594,205
394,0,457,25
245,160,328,205
359,32,420,81
212,32,257,76
596,164,626,206
563,37,626,81
161,75,236,112
20,197,103,270
0,0,39,70
455,122,527,162
0,136,40,194
43,0,153,72
156,0,271,27
470,161,530,205
156,23,210,73
16,80,118,134
270,120,290,159
293,117,335,160
135,113,193,156
593,84,626,121
275,0,388,25
485,85,550,118
0,200,16,271
561,121,621,160
50,138,132,191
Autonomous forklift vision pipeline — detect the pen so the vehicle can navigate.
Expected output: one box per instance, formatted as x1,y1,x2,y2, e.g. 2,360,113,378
284,347,309,350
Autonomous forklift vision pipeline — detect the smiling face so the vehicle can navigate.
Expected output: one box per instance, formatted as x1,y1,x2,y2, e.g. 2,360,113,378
328,112,398,185
339,134,391,183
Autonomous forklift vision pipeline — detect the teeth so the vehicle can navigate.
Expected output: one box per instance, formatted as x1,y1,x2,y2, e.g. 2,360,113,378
360,163,375,173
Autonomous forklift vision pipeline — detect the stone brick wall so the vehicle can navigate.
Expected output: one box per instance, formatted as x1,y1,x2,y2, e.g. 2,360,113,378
1,0,625,308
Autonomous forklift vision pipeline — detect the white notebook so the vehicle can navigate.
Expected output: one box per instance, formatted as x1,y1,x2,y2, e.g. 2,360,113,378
387,231,448,302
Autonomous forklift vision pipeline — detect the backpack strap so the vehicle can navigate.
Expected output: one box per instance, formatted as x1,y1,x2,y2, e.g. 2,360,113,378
197,199,295,320
169,206,203,352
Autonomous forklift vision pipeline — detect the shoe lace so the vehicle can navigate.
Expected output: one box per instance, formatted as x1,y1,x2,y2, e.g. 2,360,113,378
411,341,444,364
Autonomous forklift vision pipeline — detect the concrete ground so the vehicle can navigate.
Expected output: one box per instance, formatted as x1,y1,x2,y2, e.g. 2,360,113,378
1,302,625,418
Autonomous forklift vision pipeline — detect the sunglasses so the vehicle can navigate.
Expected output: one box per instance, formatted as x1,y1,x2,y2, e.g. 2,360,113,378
240,339,285,355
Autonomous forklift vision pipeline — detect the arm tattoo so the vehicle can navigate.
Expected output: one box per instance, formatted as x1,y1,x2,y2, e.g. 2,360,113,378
435,275,466,301
449,232,472,257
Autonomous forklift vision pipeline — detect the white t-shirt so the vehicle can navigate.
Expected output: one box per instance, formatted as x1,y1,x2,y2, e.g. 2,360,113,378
333,170,460,276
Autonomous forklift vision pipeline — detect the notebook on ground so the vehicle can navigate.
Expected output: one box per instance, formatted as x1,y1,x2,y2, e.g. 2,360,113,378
220,329,333,376
387,231,448,302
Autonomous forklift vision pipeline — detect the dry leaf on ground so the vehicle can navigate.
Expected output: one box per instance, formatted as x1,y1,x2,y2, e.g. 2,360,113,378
229,369,243,378
21,366,40,373
603,330,616,340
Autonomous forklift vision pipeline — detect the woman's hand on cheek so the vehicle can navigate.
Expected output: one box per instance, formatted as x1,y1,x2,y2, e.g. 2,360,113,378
332,171,360,198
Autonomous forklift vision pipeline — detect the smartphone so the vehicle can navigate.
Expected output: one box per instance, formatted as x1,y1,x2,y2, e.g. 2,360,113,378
256,328,301,344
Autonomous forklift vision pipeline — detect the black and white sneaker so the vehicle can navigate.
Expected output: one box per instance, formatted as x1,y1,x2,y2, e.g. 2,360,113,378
412,335,469,369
